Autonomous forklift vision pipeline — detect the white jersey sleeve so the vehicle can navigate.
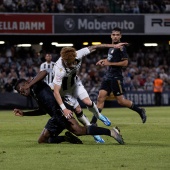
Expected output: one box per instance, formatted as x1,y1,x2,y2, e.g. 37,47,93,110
76,47,90,60
53,59,66,86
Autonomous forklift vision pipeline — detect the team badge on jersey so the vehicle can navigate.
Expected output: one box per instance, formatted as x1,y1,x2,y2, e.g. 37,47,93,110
111,49,114,54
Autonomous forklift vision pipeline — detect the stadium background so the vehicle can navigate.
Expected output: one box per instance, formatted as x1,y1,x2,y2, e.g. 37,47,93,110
0,0,170,109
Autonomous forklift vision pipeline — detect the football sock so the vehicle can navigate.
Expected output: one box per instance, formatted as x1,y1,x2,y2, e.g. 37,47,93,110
90,108,102,124
87,102,100,119
86,125,110,136
75,111,91,126
48,136,66,143
130,103,143,115
90,116,97,124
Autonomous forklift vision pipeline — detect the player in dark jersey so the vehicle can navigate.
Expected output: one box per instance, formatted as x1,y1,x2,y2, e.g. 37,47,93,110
14,79,83,144
13,72,124,145
91,27,147,125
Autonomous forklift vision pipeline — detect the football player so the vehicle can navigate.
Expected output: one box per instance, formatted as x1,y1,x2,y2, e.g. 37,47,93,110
14,73,124,145
90,27,147,125
52,42,127,128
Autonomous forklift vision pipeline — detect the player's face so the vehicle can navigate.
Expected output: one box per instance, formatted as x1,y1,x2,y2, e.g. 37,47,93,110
17,82,30,97
111,31,121,43
62,58,76,68
45,54,52,62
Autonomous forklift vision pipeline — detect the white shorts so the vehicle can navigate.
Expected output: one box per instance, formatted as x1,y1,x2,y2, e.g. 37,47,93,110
63,95,79,109
60,80,89,100
73,82,89,100
62,83,89,109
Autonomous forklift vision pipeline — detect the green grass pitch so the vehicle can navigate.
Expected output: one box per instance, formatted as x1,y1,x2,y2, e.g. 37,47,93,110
0,107,170,170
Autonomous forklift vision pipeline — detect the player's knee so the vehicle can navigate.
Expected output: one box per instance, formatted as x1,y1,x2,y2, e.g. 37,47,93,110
82,98,92,106
38,135,49,144
71,126,85,136
75,105,82,114
97,95,105,103
117,99,125,106
38,129,50,144
38,138,46,144
70,129,81,136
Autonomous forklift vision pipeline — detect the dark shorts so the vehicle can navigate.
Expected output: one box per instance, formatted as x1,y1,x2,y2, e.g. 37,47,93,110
45,116,66,136
45,116,78,136
44,104,76,137
100,78,125,96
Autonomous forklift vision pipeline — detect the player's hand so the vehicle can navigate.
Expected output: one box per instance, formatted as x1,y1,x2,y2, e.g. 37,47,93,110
114,42,128,48
96,59,110,66
13,108,23,116
63,109,73,119
96,59,104,66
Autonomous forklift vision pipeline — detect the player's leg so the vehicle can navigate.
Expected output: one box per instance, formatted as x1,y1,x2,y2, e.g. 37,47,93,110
113,78,147,123
66,118,124,145
86,125,124,145
75,84,111,126
39,117,83,144
64,96,105,143
74,104,91,126
91,89,108,124
74,105,105,143
97,89,108,110
38,118,66,144
38,128,50,143
38,128,66,144
81,96,111,126
63,95,90,126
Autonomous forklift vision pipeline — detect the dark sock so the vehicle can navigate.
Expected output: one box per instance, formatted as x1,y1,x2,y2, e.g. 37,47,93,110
130,103,142,115
90,108,102,124
86,126,110,136
90,116,97,124
48,136,66,143
75,111,83,118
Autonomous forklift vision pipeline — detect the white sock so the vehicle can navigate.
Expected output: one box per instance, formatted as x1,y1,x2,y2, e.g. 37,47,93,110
77,114,91,126
87,102,101,119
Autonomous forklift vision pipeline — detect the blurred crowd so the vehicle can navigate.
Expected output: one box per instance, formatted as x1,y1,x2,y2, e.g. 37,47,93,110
0,44,170,94
0,0,170,13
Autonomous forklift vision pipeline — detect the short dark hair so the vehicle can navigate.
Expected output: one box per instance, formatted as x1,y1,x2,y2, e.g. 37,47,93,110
14,79,26,91
112,27,122,33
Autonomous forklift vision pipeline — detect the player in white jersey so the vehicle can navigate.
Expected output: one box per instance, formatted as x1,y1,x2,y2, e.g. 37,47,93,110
39,53,104,143
40,53,55,88
23,68,105,143
53,43,128,127
39,53,105,143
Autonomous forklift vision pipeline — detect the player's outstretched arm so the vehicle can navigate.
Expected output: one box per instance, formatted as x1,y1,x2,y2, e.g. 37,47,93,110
29,70,48,87
13,108,46,116
88,42,128,53
20,70,48,91
96,59,128,67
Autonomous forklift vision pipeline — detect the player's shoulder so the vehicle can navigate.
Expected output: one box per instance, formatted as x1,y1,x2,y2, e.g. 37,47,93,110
40,61,46,65
54,60,66,75
55,58,62,67
55,57,62,64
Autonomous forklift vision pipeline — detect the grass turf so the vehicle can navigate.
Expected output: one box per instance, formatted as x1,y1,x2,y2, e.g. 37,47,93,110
0,107,170,170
